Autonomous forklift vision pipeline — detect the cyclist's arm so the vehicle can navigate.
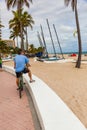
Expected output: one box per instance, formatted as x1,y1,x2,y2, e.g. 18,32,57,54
25,56,31,68
26,63,31,68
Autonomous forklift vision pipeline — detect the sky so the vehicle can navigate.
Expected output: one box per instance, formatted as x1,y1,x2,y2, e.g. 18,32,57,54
0,0,87,53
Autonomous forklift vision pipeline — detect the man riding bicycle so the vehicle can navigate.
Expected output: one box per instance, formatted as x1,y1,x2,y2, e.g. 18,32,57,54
14,49,35,89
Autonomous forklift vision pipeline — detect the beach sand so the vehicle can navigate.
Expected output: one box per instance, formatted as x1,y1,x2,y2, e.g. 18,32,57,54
3,54,87,128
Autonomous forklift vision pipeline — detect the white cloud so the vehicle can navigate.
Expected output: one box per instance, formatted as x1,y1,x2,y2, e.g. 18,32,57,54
60,25,74,32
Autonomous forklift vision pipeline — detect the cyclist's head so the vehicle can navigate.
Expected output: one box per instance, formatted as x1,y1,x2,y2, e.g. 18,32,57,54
18,49,25,55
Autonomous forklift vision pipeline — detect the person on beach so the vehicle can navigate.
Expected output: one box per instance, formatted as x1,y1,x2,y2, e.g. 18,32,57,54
0,55,3,71
14,49,35,88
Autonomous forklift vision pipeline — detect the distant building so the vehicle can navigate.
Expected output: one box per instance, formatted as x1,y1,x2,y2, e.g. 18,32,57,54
3,40,15,48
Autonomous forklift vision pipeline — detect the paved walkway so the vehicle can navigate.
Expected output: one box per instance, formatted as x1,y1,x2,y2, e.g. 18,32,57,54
0,71,37,130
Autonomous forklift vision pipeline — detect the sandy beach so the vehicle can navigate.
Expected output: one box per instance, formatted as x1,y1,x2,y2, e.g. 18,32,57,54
3,54,87,128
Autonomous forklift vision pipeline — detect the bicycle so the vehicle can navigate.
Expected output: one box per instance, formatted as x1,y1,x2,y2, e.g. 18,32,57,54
18,72,24,98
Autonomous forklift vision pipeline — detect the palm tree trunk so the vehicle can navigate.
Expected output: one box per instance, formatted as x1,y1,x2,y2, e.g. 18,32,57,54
16,37,19,48
74,1,82,68
26,27,28,50
20,25,24,49
18,1,24,50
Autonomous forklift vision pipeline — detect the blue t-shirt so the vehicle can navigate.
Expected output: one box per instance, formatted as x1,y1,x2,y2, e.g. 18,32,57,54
14,54,29,72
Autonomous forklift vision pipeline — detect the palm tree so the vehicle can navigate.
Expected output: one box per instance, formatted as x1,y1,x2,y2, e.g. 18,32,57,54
9,10,21,47
5,0,32,49
64,0,82,68
9,10,34,49
29,44,36,54
0,24,4,28
5,0,32,10
21,11,34,50
9,29,19,47
0,19,4,40
0,40,8,53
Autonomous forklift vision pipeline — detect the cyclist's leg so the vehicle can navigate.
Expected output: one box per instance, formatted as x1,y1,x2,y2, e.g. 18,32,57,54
22,67,31,78
28,68,32,81
15,72,21,87
22,67,35,82
27,68,35,83
27,69,35,82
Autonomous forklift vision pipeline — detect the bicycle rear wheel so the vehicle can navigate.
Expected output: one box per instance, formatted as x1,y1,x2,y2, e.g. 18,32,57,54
19,78,23,98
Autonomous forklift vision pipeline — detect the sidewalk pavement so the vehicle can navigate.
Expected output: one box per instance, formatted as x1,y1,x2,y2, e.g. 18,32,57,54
0,71,37,130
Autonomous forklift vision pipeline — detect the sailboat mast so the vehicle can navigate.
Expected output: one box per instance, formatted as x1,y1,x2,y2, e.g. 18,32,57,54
40,24,48,57
46,19,57,58
53,24,64,59
37,31,44,48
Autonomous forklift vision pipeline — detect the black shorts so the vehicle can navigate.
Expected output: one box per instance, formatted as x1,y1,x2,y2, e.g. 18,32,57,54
0,63,2,68
16,68,29,78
